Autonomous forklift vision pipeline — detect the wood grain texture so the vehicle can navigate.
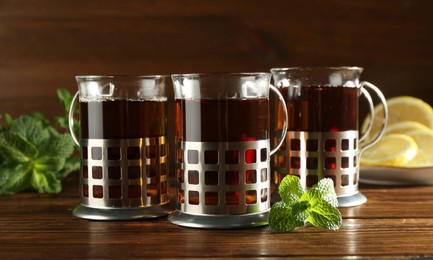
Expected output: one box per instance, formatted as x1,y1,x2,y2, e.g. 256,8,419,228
1,0,433,119
1,173,433,258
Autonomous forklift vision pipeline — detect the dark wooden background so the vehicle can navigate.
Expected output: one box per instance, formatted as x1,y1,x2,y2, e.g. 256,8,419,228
1,0,432,117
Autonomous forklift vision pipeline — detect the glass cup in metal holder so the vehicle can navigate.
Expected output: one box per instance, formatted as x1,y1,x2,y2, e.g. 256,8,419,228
169,72,288,228
270,67,388,207
69,75,173,220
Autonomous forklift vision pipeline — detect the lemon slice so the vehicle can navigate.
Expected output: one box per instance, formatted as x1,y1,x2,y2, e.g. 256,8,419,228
361,134,418,167
361,96,433,141
405,130,433,167
384,121,432,135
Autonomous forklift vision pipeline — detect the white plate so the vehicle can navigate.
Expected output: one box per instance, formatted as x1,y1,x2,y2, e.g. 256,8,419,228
360,166,433,186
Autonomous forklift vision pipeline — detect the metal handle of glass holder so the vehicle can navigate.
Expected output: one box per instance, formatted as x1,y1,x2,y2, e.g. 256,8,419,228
359,81,389,154
68,91,80,147
270,84,288,155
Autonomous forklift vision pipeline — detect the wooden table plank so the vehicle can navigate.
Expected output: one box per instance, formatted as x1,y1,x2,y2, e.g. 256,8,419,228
2,221,433,258
1,174,433,258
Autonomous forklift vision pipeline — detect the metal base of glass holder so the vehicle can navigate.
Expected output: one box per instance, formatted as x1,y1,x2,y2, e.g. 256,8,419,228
73,203,173,220
167,210,269,229
337,192,367,207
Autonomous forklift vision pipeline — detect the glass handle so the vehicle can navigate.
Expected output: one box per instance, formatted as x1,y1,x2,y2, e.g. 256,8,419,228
359,81,388,154
270,84,288,156
359,88,374,143
69,91,80,146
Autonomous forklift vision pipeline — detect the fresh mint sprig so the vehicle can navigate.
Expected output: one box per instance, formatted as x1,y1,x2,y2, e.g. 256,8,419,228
268,175,342,232
0,89,80,195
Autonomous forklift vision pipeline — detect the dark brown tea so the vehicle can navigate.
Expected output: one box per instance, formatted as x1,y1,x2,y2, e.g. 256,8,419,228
175,98,269,142
276,86,359,133
273,85,359,185
176,98,269,206
80,99,166,139
80,99,167,199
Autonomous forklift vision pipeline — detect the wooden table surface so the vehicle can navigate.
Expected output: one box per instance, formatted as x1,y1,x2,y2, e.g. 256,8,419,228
1,173,433,259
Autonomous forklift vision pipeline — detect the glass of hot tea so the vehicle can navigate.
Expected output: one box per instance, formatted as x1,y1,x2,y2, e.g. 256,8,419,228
168,72,288,228
270,67,388,207
70,75,173,220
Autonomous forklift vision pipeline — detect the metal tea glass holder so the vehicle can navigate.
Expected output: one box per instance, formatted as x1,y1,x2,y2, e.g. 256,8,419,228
70,75,173,220
270,67,389,207
168,72,288,228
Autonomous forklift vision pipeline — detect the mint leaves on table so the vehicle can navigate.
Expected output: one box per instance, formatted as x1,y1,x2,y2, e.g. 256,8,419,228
0,89,80,195
268,175,342,232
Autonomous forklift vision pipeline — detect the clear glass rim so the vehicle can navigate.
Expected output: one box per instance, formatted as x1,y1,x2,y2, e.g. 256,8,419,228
171,72,271,78
75,75,169,81
270,66,363,73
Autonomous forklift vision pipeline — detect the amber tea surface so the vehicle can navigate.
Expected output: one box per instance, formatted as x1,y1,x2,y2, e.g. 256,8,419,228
80,99,166,139
175,98,269,142
276,86,359,132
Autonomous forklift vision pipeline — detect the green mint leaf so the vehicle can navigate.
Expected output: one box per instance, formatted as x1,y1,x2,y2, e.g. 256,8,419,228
0,132,37,162
57,88,74,114
292,200,310,216
301,178,339,208
5,113,14,128
301,178,342,230
55,117,68,130
306,201,342,230
268,176,342,232
0,88,81,195
34,156,65,173
28,112,60,137
315,178,339,208
41,134,75,158
0,163,32,194
268,201,307,232
29,112,50,126
55,88,79,139
31,169,61,194
9,115,50,147
278,175,305,206
57,156,80,178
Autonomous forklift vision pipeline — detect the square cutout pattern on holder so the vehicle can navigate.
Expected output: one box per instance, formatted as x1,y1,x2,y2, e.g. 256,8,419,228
80,138,168,204
287,132,359,189
177,141,270,212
